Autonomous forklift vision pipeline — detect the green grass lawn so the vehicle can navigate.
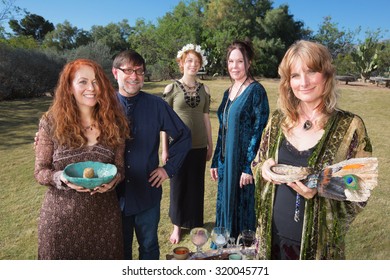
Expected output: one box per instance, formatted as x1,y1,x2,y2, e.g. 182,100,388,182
0,78,389,260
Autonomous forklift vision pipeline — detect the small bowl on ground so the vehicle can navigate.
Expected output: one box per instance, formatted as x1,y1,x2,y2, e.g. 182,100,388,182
173,246,189,260
63,161,117,189
229,253,242,260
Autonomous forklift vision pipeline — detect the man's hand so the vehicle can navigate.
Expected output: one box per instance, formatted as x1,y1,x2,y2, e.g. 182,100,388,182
149,167,168,188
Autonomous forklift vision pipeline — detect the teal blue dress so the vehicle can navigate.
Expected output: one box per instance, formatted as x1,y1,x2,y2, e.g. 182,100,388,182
211,81,269,239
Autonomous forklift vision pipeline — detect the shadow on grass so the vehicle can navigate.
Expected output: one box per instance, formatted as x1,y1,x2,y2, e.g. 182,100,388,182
0,97,52,150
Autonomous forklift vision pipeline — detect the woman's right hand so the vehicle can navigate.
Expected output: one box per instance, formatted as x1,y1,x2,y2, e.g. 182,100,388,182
60,174,91,193
210,168,218,181
261,158,281,184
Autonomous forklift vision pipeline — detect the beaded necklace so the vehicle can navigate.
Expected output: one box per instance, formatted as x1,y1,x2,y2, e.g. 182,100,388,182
177,80,202,108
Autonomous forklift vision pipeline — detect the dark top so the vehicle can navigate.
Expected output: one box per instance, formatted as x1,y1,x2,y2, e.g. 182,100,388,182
272,138,315,242
116,91,191,216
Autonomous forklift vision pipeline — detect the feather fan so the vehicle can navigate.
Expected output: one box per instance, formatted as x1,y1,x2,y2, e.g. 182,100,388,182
266,157,378,202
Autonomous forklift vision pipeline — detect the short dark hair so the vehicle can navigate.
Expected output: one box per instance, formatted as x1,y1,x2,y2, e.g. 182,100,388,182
113,50,146,72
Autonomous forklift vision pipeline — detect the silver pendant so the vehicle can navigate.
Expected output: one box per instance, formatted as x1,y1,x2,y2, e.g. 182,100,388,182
303,120,312,130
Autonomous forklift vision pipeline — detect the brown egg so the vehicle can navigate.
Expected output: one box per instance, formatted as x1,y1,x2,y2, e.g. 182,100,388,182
83,168,94,178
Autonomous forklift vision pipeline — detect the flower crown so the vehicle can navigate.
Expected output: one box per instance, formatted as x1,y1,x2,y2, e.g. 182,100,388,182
177,44,208,66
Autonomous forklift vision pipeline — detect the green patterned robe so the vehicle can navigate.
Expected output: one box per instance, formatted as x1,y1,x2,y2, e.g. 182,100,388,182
252,109,373,260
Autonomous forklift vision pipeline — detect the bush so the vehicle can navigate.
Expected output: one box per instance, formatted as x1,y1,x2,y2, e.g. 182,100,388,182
147,60,178,81
65,41,115,85
0,43,64,100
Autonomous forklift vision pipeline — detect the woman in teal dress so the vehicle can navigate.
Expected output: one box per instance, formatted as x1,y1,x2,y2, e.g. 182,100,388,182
210,40,269,240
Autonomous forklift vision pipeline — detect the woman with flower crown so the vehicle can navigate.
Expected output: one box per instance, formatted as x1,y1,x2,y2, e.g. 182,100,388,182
210,40,269,242
162,44,213,244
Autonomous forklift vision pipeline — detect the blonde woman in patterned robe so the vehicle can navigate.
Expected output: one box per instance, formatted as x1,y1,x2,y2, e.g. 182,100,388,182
252,40,373,260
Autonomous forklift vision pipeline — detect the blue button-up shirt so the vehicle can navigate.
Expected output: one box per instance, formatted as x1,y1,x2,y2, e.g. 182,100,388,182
116,91,191,216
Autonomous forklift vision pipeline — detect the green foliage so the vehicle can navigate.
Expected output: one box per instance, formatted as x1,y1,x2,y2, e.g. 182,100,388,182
253,37,285,77
351,37,380,81
65,41,115,84
1,0,388,92
313,16,356,58
202,0,308,77
42,20,91,51
90,20,132,54
127,19,158,64
0,43,64,100
376,40,390,76
334,53,358,76
0,34,38,48
8,13,54,41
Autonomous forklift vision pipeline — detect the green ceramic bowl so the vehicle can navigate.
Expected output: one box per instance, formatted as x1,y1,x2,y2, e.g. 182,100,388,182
63,161,117,189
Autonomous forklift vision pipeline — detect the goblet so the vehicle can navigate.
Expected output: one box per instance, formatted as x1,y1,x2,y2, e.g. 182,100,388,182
190,227,209,257
237,229,256,259
211,227,229,255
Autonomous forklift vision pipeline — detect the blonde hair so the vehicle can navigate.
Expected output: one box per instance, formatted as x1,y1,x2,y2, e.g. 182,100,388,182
278,40,338,130
44,58,130,148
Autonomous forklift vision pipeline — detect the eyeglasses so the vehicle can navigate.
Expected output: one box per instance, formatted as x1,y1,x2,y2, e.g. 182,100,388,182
116,67,145,76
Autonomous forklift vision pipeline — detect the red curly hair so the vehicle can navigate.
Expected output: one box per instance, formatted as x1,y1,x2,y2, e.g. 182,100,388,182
44,58,130,148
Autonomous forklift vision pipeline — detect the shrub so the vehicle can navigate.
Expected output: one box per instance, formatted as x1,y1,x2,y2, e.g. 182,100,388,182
0,43,64,100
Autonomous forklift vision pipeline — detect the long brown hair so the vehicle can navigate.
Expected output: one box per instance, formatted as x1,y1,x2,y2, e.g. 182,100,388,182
278,40,338,130
44,58,130,148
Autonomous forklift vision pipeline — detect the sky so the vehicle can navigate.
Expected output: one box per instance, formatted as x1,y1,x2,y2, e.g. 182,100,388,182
9,0,390,41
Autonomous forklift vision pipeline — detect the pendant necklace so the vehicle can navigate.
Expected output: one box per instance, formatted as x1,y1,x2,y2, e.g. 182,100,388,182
181,79,198,91
303,120,313,130
222,77,248,129
301,106,318,131
221,77,248,159
83,123,95,131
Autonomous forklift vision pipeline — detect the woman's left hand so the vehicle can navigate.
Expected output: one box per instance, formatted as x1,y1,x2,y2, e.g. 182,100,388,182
91,173,120,195
287,181,317,199
240,172,253,188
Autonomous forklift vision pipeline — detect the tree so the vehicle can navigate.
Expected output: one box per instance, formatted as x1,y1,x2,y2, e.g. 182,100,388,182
351,36,380,82
127,19,158,68
42,21,91,51
376,40,390,76
260,5,305,47
257,5,308,76
203,0,262,75
201,0,308,77
8,13,54,42
0,34,39,49
334,53,357,76
313,16,356,58
148,0,206,79
90,20,132,54
66,41,114,84
0,0,23,37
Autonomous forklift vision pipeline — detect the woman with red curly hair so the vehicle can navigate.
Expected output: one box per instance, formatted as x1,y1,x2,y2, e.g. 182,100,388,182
34,58,130,259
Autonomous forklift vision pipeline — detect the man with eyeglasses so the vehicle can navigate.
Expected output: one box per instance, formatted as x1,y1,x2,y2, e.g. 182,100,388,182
112,50,191,260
